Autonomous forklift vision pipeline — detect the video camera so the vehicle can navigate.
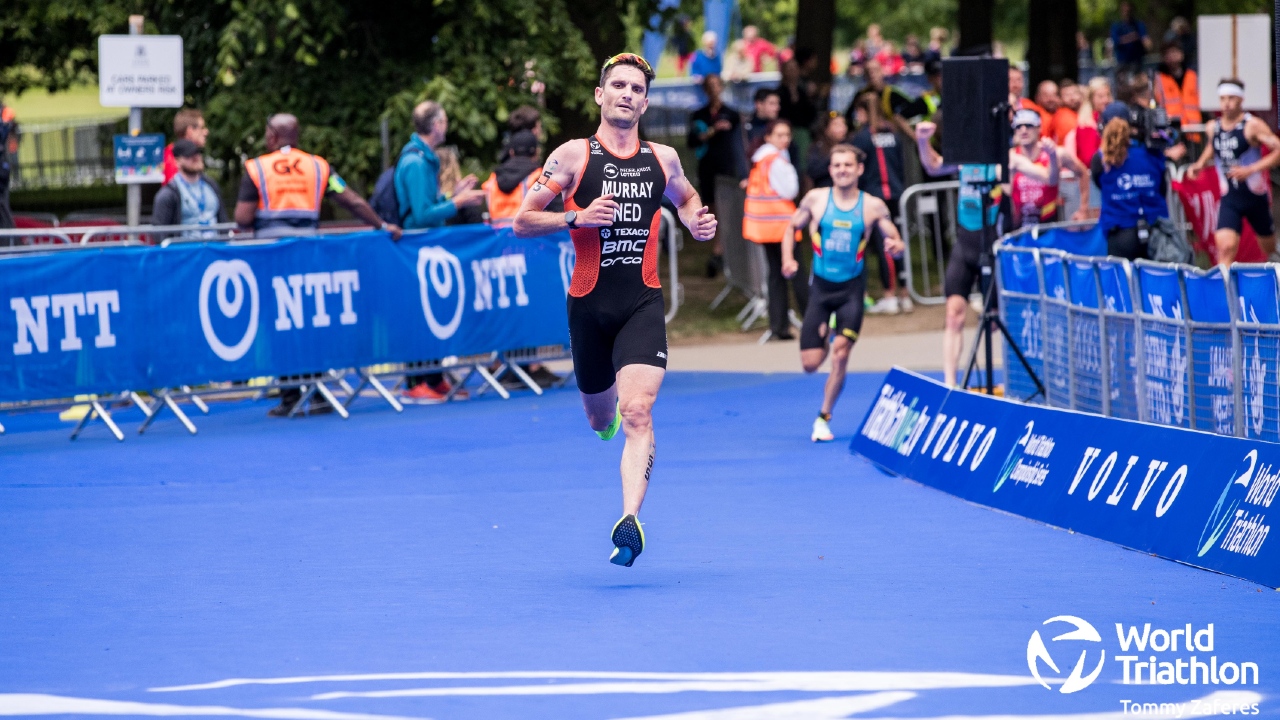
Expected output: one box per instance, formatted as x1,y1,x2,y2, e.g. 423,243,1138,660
1127,103,1179,152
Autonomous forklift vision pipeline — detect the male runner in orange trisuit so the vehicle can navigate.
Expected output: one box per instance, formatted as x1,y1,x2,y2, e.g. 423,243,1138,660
514,54,716,567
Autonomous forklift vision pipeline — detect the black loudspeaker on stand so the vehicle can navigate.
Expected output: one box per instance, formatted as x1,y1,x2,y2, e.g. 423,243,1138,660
940,57,1045,400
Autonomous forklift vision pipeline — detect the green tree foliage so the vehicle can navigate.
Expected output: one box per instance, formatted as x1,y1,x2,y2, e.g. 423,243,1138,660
0,0,602,190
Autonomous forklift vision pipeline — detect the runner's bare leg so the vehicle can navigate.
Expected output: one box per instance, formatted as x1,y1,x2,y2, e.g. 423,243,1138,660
581,364,664,515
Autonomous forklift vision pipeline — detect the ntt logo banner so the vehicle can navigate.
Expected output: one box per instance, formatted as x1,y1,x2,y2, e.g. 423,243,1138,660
0,226,570,402
851,368,1279,589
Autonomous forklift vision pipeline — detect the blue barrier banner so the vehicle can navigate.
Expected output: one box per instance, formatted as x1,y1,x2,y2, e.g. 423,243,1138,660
1006,226,1106,257
0,227,574,401
852,368,1280,588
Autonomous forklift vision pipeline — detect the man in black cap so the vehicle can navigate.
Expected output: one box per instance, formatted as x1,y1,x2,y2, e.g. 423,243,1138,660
152,138,227,237
482,130,557,229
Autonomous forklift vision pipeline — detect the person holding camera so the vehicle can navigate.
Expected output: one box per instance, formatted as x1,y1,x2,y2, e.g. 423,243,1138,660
1090,102,1173,261
1187,79,1280,265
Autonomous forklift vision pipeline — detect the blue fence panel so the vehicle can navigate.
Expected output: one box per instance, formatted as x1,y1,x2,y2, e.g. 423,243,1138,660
1183,268,1235,435
1233,266,1280,441
998,249,1044,403
1098,258,1140,420
1039,253,1072,408
1066,259,1104,414
1136,264,1191,428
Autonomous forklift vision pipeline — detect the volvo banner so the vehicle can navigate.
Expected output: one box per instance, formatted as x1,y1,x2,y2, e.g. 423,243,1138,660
852,368,1279,588
0,227,574,402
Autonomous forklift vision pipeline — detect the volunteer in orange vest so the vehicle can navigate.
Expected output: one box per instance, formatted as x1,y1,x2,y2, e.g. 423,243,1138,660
743,119,807,339
234,113,400,240
483,130,547,229
234,114,401,420
1154,41,1201,134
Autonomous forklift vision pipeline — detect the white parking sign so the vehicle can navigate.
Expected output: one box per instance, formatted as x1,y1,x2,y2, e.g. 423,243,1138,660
98,35,184,108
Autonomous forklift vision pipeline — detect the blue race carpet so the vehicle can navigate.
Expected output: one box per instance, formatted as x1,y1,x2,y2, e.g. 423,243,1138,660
0,371,1275,719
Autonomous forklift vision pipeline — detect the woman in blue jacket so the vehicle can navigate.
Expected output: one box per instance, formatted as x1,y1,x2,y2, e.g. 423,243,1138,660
1090,102,1170,260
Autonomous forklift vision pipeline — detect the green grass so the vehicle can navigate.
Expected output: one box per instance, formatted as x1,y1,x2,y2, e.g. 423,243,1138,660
3,84,126,124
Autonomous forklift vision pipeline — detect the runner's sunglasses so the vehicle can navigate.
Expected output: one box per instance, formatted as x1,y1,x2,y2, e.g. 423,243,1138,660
601,53,655,81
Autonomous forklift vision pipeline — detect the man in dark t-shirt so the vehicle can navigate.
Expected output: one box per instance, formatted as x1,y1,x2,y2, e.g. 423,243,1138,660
850,94,910,314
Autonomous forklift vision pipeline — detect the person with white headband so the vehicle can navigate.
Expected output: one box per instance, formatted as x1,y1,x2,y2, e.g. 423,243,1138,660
1188,78,1280,265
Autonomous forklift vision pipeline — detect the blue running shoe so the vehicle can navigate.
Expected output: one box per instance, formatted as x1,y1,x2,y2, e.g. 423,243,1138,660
609,514,645,567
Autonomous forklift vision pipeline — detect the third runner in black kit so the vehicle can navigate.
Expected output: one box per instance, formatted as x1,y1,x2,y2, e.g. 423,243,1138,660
514,54,716,567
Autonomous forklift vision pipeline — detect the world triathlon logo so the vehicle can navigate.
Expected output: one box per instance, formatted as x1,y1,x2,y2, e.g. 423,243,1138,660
416,246,466,340
198,259,259,361
1196,449,1274,560
1027,615,1106,694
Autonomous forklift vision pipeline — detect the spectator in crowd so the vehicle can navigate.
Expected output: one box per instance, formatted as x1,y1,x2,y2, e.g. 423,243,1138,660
690,31,723,81
152,139,226,235
1154,41,1201,134
778,57,817,159
508,104,543,139
1009,66,1031,108
1064,77,1113,216
846,58,887,127
876,41,905,77
850,93,910,315
743,119,806,339
745,87,782,155
846,39,869,77
895,59,942,125
1110,2,1150,69
722,39,754,81
236,113,399,417
672,16,696,75
925,28,948,62
162,108,209,184
688,74,743,277
1008,109,1090,227
1091,102,1170,260
741,25,779,73
1033,80,1060,137
395,101,486,231
902,35,926,73
0,100,14,230
393,101,485,403
864,24,885,58
1077,31,1096,74
1054,80,1082,145
806,112,849,189
438,147,485,225
1164,16,1196,72
1188,79,1280,265
484,131,547,229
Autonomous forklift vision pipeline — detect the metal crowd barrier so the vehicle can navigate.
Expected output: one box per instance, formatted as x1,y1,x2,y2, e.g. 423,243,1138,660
710,176,771,336
897,180,958,306
995,234,1280,441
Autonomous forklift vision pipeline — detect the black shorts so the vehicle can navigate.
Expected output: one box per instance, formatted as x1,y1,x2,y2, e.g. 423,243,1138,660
568,287,668,395
800,275,867,350
945,226,993,298
1218,190,1275,237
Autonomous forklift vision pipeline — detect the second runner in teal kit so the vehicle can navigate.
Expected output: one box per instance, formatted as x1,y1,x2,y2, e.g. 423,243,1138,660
782,144,904,442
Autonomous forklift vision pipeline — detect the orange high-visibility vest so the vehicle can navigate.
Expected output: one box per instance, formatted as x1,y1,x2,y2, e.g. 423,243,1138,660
742,154,796,243
245,147,331,236
1156,69,1202,127
482,169,540,229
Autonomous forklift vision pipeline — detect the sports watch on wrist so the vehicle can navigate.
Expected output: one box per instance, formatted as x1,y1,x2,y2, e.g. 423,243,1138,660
565,211,578,229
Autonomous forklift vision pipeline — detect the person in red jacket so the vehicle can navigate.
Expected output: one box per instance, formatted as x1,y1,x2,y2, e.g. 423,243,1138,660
161,109,209,184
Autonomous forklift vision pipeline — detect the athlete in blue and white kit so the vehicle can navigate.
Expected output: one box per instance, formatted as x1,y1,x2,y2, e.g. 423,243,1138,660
782,144,903,442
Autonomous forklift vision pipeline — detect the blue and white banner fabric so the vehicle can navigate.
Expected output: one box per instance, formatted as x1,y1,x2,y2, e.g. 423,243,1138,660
0,227,573,402
852,368,1279,588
